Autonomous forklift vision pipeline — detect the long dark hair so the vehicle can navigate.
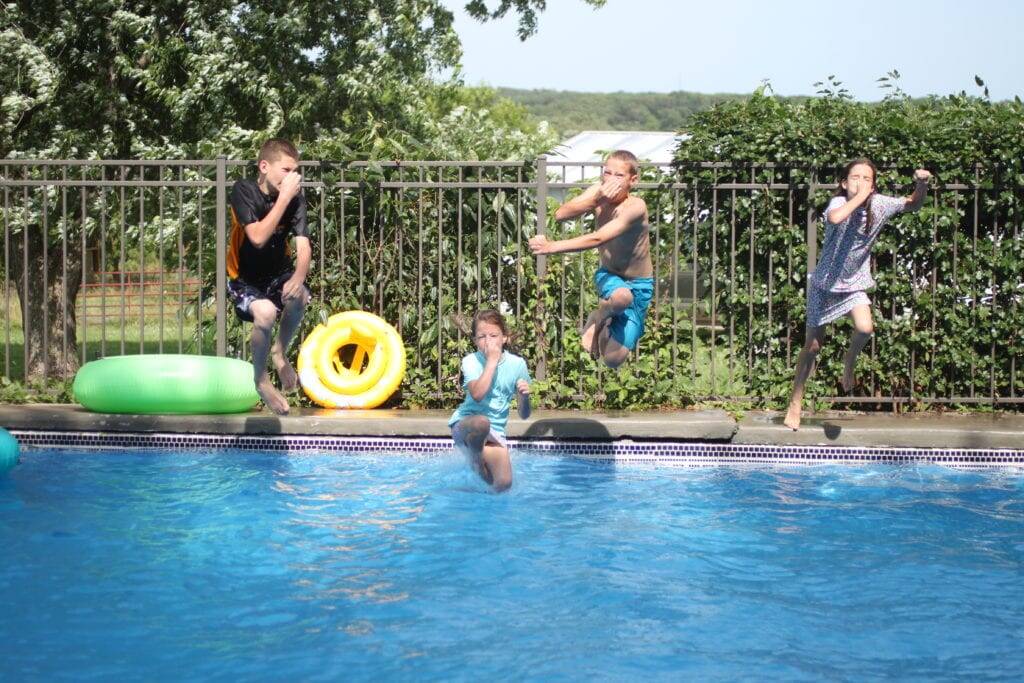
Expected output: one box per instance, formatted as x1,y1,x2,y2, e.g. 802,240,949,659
833,157,878,229
471,309,509,338
454,309,519,354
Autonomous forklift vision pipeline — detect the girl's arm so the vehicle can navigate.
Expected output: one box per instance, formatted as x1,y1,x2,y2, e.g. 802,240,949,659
467,358,499,402
827,182,873,224
903,169,932,212
467,338,503,401
516,379,531,420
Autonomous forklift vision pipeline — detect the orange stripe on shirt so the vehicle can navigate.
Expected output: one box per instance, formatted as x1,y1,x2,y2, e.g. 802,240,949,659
227,208,245,279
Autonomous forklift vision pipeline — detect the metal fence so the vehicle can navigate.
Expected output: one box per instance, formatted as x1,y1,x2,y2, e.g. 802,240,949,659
1,158,1021,407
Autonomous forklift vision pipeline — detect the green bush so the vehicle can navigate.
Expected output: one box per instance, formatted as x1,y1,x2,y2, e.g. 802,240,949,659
674,80,1024,408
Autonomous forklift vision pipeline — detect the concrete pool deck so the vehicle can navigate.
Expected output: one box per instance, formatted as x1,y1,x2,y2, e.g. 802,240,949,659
1,404,1022,450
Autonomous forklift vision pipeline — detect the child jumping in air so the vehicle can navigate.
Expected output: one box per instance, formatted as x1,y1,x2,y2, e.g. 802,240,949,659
784,158,932,430
227,138,311,415
529,150,654,369
449,310,531,492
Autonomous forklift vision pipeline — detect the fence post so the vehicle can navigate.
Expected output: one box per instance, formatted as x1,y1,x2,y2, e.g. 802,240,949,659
535,155,548,381
215,156,227,356
806,168,818,275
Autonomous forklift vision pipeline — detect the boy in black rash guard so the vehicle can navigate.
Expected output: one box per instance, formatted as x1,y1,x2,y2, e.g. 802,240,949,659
227,138,311,415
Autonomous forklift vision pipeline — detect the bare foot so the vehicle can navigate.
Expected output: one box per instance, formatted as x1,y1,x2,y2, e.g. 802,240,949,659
589,317,611,361
783,403,801,430
256,378,290,415
580,309,602,346
276,360,299,393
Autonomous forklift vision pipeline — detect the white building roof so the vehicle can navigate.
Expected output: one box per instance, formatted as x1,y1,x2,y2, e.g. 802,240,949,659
545,130,687,181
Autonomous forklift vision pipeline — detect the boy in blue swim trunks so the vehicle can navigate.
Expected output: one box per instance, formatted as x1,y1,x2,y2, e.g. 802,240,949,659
529,150,653,368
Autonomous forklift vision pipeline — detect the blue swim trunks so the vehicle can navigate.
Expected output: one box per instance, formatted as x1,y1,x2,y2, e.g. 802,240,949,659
594,267,655,350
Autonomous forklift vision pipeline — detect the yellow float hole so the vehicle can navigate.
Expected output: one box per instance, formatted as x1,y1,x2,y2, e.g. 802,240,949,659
332,343,372,377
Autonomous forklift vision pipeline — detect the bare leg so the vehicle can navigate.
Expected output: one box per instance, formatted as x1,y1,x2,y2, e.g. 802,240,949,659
580,299,614,359
595,324,630,369
250,300,290,415
841,305,874,393
481,444,513,492
592,287,634,369
453,415,512,492
784,325,827,430
272,293,307,393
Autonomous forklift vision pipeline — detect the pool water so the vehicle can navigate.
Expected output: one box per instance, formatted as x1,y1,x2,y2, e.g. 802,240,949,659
2,449,1023,681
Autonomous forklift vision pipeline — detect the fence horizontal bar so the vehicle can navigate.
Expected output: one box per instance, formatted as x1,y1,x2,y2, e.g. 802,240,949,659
0,180,217,188
375,181,535,190
1,160,220,167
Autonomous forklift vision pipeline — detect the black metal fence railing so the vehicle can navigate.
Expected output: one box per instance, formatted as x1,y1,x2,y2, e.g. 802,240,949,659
1,158,1020,407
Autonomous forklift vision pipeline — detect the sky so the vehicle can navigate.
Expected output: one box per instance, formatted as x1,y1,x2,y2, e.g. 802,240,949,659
444,0,1024,101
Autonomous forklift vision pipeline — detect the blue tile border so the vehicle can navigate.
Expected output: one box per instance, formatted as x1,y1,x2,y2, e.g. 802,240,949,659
9,429,1024,469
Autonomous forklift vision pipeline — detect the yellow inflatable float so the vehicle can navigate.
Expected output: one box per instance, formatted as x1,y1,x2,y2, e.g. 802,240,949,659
297,311,406,409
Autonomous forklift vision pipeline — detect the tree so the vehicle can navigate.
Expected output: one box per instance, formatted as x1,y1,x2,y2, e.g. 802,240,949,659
0,1,561,381
464,0,606,40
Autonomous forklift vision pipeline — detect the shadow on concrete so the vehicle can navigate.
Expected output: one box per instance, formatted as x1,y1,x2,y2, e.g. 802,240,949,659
523,418,612,440
823,422,842,440
243,415,283,435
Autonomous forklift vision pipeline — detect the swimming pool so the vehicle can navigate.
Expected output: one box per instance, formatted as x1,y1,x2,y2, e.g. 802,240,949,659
2,447,1023,680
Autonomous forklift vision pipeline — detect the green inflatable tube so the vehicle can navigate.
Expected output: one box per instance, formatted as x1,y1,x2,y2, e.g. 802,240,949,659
0,427,18,473
74,354,259,414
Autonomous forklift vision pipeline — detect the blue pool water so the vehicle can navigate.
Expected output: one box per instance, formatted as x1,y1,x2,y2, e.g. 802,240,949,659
2,449,1024,681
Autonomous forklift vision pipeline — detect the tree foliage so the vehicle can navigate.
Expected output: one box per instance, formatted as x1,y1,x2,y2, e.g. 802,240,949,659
0,0,555,384
499,87,807,136
465,0,606,40
1,0,470,159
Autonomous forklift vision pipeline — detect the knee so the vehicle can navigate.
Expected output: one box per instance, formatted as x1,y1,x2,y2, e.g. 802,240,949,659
284,293,307,314
604,347,630,369
250,301,278,329
855,323,874,337
466,414,490,429
492,472,512,493
609,288,633,311
805,338,822,355
462,415,491,439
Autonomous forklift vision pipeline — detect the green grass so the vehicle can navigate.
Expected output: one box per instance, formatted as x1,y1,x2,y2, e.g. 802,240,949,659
1,315,216,381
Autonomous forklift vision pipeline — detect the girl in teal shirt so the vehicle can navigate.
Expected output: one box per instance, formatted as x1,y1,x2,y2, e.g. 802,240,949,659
449,310,531,492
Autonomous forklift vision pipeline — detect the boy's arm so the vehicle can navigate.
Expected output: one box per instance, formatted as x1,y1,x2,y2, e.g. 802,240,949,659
244,172,302,247
281,236,311,300
903,170,931,212
553,183,603,222
530,198,645,255
553,175,630,221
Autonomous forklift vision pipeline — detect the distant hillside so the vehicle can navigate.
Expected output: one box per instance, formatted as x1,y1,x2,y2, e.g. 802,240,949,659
497,87,805,137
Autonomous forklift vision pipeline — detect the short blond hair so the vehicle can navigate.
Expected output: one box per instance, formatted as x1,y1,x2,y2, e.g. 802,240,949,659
607,149,639,176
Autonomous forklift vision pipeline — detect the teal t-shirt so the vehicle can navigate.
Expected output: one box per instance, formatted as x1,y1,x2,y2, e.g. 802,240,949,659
448,351,531,435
